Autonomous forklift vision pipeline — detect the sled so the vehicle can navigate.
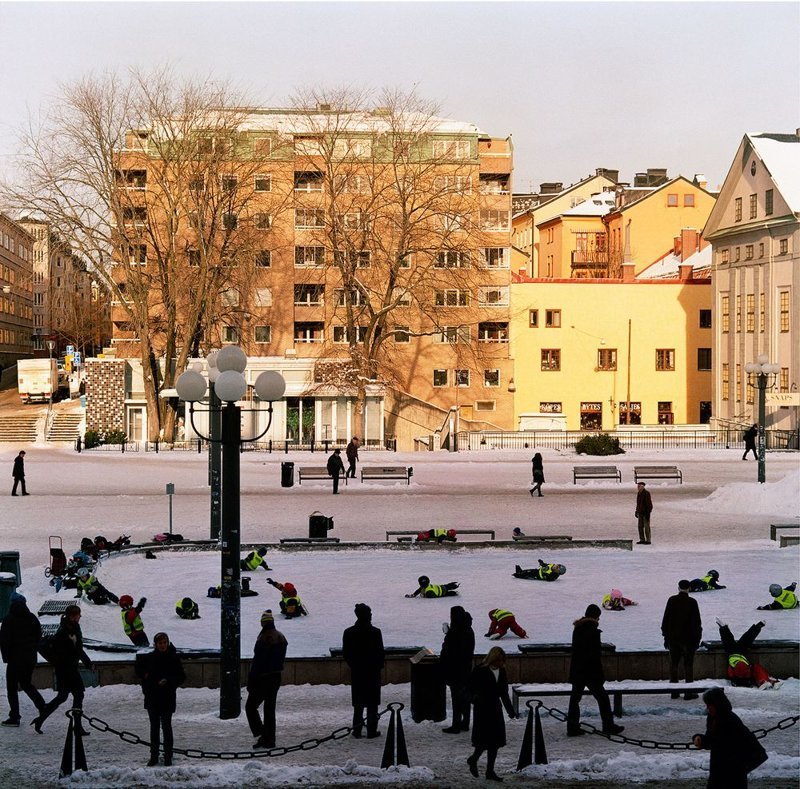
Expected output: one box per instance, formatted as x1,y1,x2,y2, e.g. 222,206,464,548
45,536,67,579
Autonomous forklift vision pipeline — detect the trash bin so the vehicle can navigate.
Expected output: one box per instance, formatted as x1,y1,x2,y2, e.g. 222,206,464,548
281,461,295,488
410,655,446,722
0,572,17,620
309,511,333,538
0,551,21,587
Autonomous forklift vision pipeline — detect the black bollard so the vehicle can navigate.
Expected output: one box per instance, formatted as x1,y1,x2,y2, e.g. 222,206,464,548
59,708,88,778
516,702,535,770
380,702,410,769
534,703,548,764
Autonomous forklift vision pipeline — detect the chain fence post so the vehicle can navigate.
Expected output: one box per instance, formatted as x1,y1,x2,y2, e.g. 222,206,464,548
59,708,88,778
516,701,535,770
380,702,409,768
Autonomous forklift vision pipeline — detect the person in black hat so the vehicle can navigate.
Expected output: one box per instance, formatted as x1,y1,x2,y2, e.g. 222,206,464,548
566,604,623,737
326,448,345,494
661,579,702,700
342,603,385,739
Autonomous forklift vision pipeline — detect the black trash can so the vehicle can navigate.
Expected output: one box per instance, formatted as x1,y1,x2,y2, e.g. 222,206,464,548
410,655,446,722
281,461,295,488
309,512,333,539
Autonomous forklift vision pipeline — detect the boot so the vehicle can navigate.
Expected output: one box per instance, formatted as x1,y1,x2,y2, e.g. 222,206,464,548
147,754,159,767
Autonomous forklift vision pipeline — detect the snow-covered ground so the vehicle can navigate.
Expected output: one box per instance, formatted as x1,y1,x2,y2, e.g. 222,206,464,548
0,445,798,787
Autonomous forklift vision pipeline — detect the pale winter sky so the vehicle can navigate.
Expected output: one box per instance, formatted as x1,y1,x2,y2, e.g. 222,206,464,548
0,2,797,192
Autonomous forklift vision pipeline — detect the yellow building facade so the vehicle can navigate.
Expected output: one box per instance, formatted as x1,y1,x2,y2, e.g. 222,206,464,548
510,275,713,430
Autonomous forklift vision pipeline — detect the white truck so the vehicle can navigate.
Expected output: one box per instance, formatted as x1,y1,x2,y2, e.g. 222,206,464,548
17,358,61,404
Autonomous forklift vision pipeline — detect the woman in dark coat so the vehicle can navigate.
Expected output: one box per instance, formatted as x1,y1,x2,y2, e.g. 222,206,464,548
692,686,767,788
467,646,516,782
135,632,185,767
440,605,475,733
530,453,545,497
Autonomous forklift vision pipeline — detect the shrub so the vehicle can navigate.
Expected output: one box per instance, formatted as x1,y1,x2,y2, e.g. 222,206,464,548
83,430,101,449
104,430,128,445
574,433,625,456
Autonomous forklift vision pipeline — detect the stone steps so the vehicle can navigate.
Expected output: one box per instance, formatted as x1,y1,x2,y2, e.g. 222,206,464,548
0,415,40,442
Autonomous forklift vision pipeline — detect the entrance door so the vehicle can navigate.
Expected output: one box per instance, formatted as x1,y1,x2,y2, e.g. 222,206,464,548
127,407,145,442
286,397,316,443
699,401,712,424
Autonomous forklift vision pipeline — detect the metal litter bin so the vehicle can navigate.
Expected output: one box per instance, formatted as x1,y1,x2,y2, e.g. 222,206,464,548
281,461,295,488
0,572,17,620
410,655,446,722
309,512,333,538
0,551,21,587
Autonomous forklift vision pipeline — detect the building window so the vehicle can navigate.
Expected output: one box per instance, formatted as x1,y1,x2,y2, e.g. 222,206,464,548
683,194,695,207
484,369,500,388
295,208,325,228
539,401,562,413
719,249,729,265
294,285,324,306
667,193,678,207
541,349,561,371
128,245,147,265
721,363,729,400
254,325,271,343
749,193,757,219
432,139,470,159
295,246,325,267
529,309,539,328
721,295,729,332
779,238,789,255
619,401,641,425
255,288,273,307
656,348,675,371
254,213,272,230
439,213,467,232
254,174,272,193
736,363,742,402
760,293,765,332
187,249,200,268
734,197,742,222
434,175,471,193
657,401,674,425
482,248,510,269
222,326,238,344
474,400,496,412
255,250,271,268
334,250,371,268
765,189,773,216
477,286,509,306
780,368,789,392
333,138,372,159
221,175,238,193
433,369,448,387
699,309,711,328
545,309,561,328
336,288,365,307
454,369,470,387
734,247,740,262
123,206,147,225
779,290,790,332
746,294,755,332
745,245,753,260
435,326,470,344
435,250,470,268
294,322,324,343
434,289,469,307
117,169,147,189
758,242,765,258
394,326,410,343
479,210,509,231
333,326,365,344
580,402,602,430
697,348,712,371
222,213,238,231
597,348,617,371
735,294,742,332
478,322,509,342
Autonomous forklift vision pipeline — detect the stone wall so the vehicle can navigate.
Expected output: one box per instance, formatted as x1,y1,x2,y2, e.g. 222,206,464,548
86,358,126,434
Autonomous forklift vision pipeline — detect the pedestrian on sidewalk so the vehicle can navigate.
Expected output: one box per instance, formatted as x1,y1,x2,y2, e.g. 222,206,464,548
440,605,474,733
342,603,385,739
11,450,28,496
635,482,653,544
327,448,345,494
661,579,702,699
529,452,545,497
345,436,360,479
742,424,758,460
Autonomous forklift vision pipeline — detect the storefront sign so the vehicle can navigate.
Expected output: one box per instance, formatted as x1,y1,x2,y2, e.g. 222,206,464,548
766,393,800,407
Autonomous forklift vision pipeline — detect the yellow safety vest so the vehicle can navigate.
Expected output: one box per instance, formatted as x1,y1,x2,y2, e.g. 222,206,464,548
728,653,750,669
434,529,448,539
776,589,798,609
492,609,513,622
78,576,96,594
243,553,265,571
121,608,143,636
424,584,444,597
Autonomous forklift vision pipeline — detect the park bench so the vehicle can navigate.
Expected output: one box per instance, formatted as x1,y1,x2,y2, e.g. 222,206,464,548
279,537,341,545
297,467,347,485
386,529,495,542
770,523,799,541
573,465,622,484
634,465,683,484
512,534,573,542
361,466,413,484
329,646,423,658
512,680,717,716
780,535,800,547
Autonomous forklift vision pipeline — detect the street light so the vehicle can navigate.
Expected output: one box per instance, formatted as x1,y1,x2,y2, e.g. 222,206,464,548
46,339,56,422
176,347,286,719
744,354,780,484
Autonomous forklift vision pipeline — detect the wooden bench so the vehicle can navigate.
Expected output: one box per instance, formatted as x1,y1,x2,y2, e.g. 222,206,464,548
513,535,573,542
361,466,413,484
279,537,341,545
297,467,347,485
770,523,799,541
780,535,800,548
512,680,717,716
386,529,495,542
573,465,622,484
634,465,683,484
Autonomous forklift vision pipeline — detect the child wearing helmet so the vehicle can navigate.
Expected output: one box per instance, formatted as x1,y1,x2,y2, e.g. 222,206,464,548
75,567,119,605
175,597,200,619
715,618,781,689
485,609,527,639
266,579,307,617
241,547,272,572
602,589,637,611
120,595,149,646
415,529,458,544
757,582,798,610
513,559,566,582
406,576,460,598
689,570,726,592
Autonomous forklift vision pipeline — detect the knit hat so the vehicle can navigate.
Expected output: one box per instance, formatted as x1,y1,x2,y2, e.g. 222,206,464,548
585,604,601,619
678,579,691,591
354,603,371,621
260,609,274,626
10,591,26,604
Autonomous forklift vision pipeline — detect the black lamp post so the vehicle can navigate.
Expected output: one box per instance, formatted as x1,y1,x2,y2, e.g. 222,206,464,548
744,355,780,484
176,347,285,719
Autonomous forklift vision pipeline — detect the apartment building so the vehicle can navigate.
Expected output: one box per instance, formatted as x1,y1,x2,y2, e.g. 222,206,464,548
704,131,800,433
105,108,514,446
0,212,34,373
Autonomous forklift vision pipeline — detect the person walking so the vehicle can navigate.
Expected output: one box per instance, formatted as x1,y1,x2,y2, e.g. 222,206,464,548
327,448,345,494
11,450,28,496
566,603,624,737
135,632,185,767
245,610,288,748
635,482,653,545
345,436,360,479
529,452,545,497
742,424,758,460
661,579,703,699
466,646,516,782
440,605,474,734
341,603,385,739
0,593,45,726
32,605,92,734
692,687,767,788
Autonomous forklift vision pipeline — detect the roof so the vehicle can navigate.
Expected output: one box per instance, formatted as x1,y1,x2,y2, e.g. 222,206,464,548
637,244,712,280
748,133,800,213
608,176,706,214
560,190,616,217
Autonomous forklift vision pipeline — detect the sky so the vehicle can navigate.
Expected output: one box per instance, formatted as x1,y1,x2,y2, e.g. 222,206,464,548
0,2,798,193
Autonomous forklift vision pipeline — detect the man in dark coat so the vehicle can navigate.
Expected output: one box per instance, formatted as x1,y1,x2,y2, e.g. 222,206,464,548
661,579,703,699
342,603,385,738
440,605,474,733
635,482,653,544
33,604,92,734
345,436,360,479
135,632,185,766
245,610,288,748
692,686,767,788
327,448,345,494
566,604,623,736
742,424,758,460
11,450,28,496
0,593,45,726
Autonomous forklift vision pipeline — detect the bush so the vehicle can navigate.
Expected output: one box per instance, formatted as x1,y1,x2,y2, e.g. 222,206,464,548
104,430,128,445
574,433,625,456
83,430,101,449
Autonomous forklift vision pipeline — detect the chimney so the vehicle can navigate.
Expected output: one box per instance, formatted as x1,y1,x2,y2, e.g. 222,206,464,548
693,173,708,190
679,264,693,281
680,229,700,262
539,182,564,195
673,234,682,257
622,263,636,283
596,168,619,183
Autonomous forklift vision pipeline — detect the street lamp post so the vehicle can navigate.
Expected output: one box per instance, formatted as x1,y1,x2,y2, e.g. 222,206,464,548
744,355,780,484
46,339,56,422
176,347,286,719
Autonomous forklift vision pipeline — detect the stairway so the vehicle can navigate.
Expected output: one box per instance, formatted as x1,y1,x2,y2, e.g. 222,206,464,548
47,412,83,443
0,414,40,442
